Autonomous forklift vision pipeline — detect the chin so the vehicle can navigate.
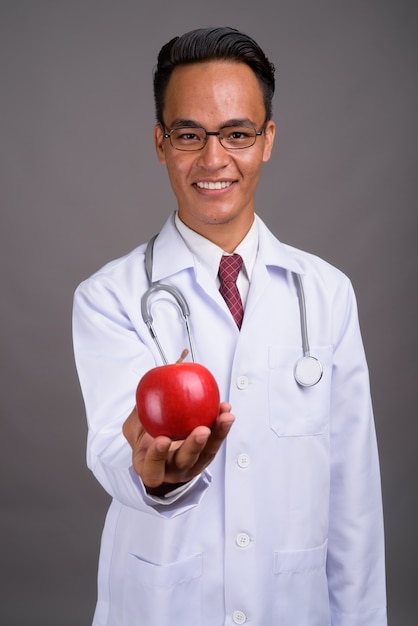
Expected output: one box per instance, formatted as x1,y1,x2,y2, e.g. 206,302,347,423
199,205,244,225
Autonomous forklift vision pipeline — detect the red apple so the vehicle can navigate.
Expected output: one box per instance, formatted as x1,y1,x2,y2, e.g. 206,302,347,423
136,362,220,440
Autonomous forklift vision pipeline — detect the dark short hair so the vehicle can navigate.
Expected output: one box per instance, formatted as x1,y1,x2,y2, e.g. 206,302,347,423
153,27,276,125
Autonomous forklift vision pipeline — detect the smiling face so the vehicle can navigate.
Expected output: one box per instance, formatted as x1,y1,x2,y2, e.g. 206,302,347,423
154,61,275,251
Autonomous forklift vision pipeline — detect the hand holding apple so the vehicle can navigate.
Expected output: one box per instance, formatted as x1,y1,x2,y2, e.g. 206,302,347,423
122,401,234,492
123,352,234,491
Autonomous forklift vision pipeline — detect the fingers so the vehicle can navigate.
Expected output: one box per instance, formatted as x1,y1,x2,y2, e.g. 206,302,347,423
170,410,235,478
195,410,235,465
169,426,212,473
140,436,172,487
219,401,232,414
123,408,168,486
123,403,235,489
122,406,144,447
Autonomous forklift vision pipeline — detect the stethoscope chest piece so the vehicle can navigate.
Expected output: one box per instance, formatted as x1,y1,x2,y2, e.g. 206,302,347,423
294,355,323,387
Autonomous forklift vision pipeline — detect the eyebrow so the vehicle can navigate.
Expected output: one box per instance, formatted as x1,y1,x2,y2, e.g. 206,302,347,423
168,118,256,130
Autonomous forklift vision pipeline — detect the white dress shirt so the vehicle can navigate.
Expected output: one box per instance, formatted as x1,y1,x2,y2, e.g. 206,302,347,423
174,211,258,308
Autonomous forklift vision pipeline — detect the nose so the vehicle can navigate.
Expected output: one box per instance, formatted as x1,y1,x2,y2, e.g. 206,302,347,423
196,134,230,170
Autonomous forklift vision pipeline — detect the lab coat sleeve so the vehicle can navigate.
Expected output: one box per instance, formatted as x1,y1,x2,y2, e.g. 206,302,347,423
327,279,387,625
72,274,211,518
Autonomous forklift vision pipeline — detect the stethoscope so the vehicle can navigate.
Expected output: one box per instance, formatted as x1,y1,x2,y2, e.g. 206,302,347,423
141,235,323,387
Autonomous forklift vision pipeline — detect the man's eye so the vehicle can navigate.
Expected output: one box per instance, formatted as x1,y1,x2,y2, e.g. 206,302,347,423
224,128,253,141
175,130,202,142
230,131,246,139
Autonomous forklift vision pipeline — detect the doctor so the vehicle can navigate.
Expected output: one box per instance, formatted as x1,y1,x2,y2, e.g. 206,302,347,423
73,27,387,626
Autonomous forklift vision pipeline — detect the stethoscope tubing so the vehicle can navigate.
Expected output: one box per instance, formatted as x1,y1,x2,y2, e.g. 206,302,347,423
141,235,196,364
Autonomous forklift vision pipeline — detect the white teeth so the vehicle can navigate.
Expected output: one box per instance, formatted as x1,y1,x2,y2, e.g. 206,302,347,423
196,181,232,190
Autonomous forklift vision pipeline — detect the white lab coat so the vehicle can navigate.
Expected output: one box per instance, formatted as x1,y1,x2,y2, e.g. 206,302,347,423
73,213,387,626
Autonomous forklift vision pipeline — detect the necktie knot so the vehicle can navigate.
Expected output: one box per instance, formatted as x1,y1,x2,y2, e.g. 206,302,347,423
218,254,243,283
218,254,244,329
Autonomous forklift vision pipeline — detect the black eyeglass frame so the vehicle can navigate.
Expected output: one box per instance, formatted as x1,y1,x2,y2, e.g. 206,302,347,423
161,123,266,152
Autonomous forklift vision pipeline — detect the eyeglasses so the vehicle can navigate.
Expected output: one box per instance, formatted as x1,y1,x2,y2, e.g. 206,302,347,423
163,124,265,151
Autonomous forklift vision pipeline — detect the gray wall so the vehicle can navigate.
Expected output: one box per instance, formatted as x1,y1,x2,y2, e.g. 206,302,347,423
1,1,417,624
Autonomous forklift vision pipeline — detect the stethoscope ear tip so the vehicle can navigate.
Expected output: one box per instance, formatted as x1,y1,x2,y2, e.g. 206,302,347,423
294,355,323,387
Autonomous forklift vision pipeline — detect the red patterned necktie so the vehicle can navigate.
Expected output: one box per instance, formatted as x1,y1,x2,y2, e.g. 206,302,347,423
218,254,244,329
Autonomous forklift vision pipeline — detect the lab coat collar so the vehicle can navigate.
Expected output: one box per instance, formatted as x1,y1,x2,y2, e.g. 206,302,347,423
149,212,304,282
149,213,195,282
256,215,305,275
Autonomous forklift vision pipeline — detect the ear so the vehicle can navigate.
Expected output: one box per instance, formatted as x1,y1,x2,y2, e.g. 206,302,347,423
154,124,167,164
262,120,276,163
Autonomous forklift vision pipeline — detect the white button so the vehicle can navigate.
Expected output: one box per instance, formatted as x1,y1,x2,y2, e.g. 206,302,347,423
233,610,247,624
236,532,251,548
237,453,250,468
236,375,248,389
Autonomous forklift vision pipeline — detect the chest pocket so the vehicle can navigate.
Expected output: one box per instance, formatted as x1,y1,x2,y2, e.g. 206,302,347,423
123,552,203,626
268,346,333,437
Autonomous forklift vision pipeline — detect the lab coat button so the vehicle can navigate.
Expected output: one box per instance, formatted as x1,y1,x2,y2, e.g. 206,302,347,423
233,610,247,624
236,532,251,548
237,453,250,468
236,375,248,389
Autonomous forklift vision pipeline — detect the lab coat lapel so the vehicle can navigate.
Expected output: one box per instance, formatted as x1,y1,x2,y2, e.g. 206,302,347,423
255,216,304,275
145,214,223,308
244,217,304,320
244,259,271,320
149,215,194,282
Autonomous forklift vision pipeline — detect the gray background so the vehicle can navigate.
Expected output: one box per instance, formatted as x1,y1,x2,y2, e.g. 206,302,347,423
1,1,417,624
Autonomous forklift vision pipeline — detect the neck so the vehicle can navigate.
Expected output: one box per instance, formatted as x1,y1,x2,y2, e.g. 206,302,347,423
177,213,255,253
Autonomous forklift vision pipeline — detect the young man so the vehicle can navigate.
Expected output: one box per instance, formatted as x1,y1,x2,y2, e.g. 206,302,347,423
73,27,387,626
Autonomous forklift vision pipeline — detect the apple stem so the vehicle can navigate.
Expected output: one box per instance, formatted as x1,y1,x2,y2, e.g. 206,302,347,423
176,348,189,363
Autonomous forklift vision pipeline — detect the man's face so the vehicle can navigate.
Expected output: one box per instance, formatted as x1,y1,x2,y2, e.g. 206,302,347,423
154,60,275,248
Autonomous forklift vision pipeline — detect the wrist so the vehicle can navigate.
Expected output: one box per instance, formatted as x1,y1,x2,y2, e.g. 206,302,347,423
145,481,188,497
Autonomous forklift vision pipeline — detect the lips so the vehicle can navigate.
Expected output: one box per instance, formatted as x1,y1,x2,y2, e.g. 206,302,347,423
195,180,233,190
